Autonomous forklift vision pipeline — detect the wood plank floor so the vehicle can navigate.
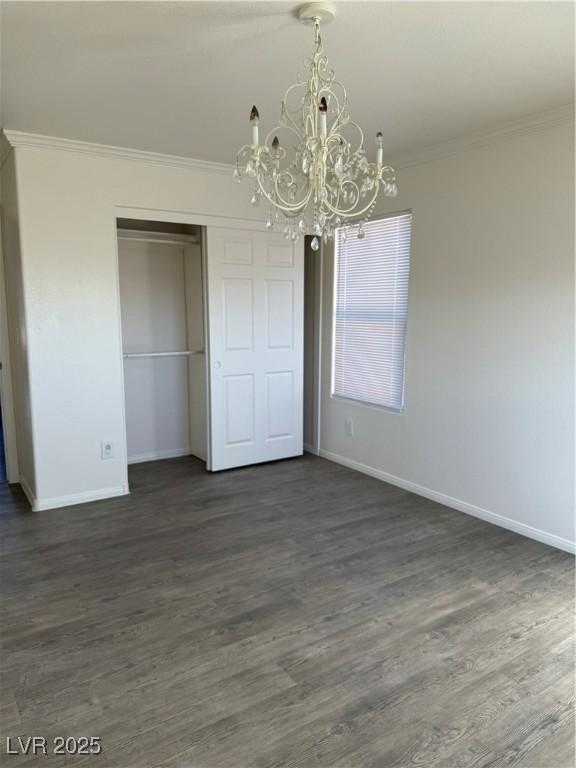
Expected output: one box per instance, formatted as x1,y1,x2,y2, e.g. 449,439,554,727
0,455,574,767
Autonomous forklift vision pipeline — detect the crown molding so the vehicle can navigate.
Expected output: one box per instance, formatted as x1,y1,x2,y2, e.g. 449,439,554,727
3,102,574,176
391,103,575,170
1,130,234,175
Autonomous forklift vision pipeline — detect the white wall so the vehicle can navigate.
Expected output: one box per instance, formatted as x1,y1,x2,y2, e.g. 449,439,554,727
7,141,261,509
320,118,575,552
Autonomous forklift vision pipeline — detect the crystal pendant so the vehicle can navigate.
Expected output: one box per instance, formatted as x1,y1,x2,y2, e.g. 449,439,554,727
360,178,372,196
310,236,320,251
291,230,298,242
266,214,274,230
233,167,241,182
357,223,366,240
283,225,291,239
298,219,306,234
245,160,256,178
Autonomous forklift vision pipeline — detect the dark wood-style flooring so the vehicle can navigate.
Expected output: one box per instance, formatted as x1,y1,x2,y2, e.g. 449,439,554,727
1,455,574,767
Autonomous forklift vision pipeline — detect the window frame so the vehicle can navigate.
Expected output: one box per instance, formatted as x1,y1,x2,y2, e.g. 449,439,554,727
330,209,413,414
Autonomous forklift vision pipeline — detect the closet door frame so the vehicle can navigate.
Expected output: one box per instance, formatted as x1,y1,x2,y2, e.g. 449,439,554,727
113,206,318,484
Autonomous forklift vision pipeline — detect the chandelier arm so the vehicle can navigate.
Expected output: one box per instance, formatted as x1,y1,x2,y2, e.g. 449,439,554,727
326,184,380,220
336,177,367,211
281,110,304,141
342,121,365,157
256,172,313,214
321,178,362,216
262,179,298,211
260,188,312,217
282,81,312,136
331,98,347,132
271,170,297,196
236,143,253,161
328,138,351,168
325,95,343,137
263,124,302,149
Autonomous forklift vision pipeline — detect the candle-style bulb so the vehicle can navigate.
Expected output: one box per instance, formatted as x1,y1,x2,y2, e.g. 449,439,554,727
319,97,328,113
272,136,280,150
250,106,260,146
376,131,384,166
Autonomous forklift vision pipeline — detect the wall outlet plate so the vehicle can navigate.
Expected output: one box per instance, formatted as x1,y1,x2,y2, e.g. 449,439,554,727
344,418,354,437
101,441,114,460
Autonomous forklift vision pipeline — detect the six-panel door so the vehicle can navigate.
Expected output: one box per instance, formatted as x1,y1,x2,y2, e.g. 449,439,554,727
206,227,304,471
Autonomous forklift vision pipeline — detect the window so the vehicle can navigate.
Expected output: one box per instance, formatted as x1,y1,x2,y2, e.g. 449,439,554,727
332,211,412,411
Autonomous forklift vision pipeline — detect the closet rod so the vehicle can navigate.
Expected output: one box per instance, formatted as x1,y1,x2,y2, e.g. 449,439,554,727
123,350,204,359
117,235,200,246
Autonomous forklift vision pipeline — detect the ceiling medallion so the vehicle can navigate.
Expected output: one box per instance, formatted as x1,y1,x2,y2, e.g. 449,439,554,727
234,2,397,250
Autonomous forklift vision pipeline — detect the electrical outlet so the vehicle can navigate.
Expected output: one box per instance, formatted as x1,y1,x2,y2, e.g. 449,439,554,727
101,441,114,460
344,417,354,437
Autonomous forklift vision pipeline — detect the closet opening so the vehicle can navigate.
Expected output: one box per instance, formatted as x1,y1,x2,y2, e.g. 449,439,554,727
116,215,317,481
116,218,209,471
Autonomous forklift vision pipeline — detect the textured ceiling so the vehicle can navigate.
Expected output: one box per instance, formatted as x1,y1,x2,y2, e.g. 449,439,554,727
2,1,574,164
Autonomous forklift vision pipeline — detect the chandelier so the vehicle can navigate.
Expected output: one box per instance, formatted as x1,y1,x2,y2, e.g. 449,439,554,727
233,2,397,250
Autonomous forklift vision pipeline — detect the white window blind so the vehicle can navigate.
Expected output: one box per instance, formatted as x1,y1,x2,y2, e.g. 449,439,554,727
332,212,412,411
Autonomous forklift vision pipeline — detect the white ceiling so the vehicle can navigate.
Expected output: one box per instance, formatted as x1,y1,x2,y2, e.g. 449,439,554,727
2,1,574,164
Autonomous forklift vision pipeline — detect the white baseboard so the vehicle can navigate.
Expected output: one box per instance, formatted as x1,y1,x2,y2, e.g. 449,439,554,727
128,447,192,465
319,449,575,555
22,482,129,512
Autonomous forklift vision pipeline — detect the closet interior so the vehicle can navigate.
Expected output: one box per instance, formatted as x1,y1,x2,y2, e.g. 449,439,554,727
116,218,208,467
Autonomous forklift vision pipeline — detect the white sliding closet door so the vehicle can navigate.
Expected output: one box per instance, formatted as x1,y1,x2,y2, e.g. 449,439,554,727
119,236,203,464
206,227,304,471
